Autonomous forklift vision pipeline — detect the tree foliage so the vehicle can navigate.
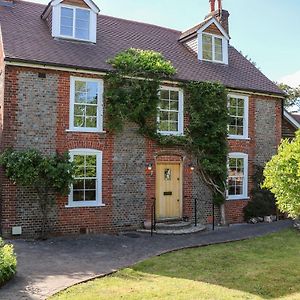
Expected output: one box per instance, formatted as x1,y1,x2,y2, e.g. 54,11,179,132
277,83,300,109
106,48,228,205
263,132,300,218
0,149,74,239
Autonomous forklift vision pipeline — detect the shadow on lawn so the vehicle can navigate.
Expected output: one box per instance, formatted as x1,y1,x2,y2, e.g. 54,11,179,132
125,229,300,299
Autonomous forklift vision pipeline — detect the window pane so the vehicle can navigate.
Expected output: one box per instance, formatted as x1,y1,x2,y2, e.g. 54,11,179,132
160,111,169,122
87,82,98,104
75,9,89,40
158,121,169,131
74,104,85,116
228,157,245,196
169,112,178,122
169,122,178,131
61,7,73,36
160,90,169,100
85,190,96,201
170,100,179,110
73,191,84,201
73,179,84,190
86,106,97,117
85,179,96,189
85,116,97,128
228,97,245,136
160,100,169,110
170,91,179,101
203,34,213,60
74,116,84,128
214,37,223,61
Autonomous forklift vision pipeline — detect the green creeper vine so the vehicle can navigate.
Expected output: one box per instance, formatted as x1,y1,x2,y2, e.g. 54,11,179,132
105,48,228,205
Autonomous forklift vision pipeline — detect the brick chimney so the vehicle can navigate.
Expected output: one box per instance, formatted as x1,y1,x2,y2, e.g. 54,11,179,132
207,0,230,35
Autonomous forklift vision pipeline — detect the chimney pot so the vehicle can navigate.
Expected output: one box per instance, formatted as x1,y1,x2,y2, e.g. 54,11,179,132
209,0,216,12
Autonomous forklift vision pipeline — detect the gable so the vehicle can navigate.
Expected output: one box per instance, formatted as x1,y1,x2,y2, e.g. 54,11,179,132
203,23,223,36
62,0,89,9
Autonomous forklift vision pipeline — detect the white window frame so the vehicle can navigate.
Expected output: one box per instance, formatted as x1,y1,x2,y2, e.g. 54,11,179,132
227,152,249,200
157,86,184,136
228,94,249,140
201,33,226,63
69,76,104,133
52,3,97,43
59,5,90,41
67,149,104,208
197,18,229,65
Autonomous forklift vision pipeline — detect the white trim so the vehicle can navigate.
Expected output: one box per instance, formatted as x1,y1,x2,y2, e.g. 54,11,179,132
197,18,229,65
69,76,104,133
228,94,249,140
198,17,230,40
157,86,184,136
227,152,248,200
68,148,103,208
52,3,97,43
51,0,100,13
284,110,300,129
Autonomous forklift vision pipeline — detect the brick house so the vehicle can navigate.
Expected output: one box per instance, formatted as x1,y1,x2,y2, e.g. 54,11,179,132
0,0,284,238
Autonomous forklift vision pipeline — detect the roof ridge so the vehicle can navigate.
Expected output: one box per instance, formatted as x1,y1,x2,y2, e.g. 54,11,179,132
100,14,182,34
17,0,182,34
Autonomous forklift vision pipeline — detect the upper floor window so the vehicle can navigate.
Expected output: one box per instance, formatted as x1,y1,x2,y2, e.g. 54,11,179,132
202,34,223,62
157,87,184,136
60,6,90,40
50,0,99,43
228,94,249,139
197,19,229,65
227,153,248,200
69,77,103,132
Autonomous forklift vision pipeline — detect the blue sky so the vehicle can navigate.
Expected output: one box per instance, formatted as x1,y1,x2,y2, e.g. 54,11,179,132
31,0,300,86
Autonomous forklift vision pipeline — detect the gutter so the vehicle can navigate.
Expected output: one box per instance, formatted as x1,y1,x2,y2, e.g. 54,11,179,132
5,57,285,99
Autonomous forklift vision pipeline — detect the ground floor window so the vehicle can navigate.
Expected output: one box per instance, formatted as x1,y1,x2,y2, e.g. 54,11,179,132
68,149,102,207
227,153,248,200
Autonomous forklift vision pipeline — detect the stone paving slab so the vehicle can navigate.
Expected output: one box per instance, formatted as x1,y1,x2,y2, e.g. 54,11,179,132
0,220,292,300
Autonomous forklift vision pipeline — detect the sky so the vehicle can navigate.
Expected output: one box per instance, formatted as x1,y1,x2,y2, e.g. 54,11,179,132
29,0,300,87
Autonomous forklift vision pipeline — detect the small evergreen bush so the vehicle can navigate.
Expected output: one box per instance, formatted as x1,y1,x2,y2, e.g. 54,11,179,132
0,238,17,286
244,165,276,220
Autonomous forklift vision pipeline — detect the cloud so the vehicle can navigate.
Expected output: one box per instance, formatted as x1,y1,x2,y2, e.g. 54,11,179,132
278,70,300,88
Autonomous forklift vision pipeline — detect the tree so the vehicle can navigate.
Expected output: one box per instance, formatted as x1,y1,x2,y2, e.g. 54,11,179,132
277,83,300,109
0,149,74,239
263,132,300,218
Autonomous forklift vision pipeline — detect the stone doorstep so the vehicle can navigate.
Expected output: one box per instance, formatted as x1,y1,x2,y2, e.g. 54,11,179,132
137,224,206,235
155,221,192,230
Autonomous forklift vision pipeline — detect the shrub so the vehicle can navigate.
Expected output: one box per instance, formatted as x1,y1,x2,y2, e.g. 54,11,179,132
263,132,300,218
244,165,276,220
0,238,17,286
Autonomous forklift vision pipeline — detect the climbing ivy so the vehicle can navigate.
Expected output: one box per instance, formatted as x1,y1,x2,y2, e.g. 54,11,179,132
105,48,228,204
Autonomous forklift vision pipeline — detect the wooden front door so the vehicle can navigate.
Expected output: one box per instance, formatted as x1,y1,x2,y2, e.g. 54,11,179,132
156,163,182,219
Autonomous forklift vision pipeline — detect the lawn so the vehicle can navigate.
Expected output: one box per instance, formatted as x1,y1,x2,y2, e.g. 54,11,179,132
50,229,300,300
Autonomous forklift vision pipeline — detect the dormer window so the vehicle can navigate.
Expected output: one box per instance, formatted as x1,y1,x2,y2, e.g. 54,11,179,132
202,33,223,62
45,0,100,43
197,18,229,65
60,6,90,40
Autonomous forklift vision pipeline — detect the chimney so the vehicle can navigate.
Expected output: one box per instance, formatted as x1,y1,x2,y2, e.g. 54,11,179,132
207,0,230,35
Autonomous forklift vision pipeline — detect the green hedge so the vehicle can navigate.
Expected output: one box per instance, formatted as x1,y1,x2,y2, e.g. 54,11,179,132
0,238,17,286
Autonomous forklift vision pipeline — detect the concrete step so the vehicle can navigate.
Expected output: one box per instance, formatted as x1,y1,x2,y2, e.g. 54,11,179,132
138,224,206,235
155,221,192,230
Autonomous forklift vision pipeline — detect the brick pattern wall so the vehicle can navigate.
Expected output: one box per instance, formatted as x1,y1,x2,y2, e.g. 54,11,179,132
0,65,283,237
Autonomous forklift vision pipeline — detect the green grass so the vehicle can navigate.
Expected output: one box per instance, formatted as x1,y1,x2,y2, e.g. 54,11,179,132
50,229,300,300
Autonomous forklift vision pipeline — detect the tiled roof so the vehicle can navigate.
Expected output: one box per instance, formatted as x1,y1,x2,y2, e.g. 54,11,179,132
0,0,284,96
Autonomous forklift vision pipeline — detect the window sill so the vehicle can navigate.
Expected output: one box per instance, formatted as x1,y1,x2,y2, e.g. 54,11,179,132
66,129,106,134
228,136,250,141
226,197,250,201
158,131,184,136
65,203,106,208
